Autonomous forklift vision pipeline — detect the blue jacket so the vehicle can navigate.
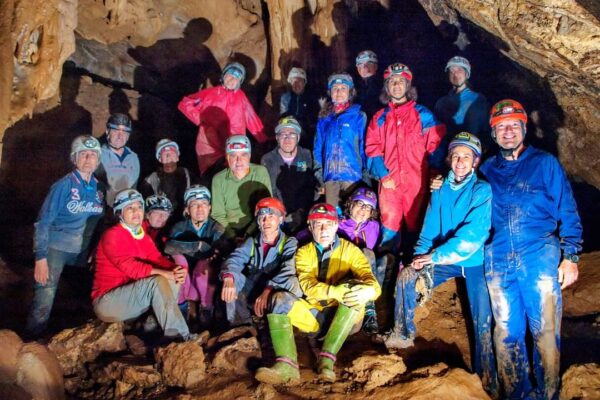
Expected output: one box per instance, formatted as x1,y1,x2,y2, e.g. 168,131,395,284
34,171,105,260
415,171,491,267
481,146,582,266
314,104,367,183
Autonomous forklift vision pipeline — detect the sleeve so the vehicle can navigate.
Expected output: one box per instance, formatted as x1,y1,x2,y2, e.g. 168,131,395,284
347,243,381,300
547,157,583,255
178,91,205,126
280,92,290,115
313,119,325,184
221,238,253,282
295,245,331,301
258,166,273,195
98,231,154,279
417,105,447,172
267,237,302,296
33,180,69,260
131,154,140,189
139,173,156,199
365,113,390,180
243,94,267,142
414,190,441,256
210,175,228,233
431,184,492,265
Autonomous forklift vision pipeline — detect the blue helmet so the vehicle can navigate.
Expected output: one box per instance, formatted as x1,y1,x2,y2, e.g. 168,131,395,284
222,62,246,85
327,73,354,90
145,194,173,213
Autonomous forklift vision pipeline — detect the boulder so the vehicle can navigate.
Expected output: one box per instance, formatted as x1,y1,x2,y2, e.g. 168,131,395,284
47,321,126,375
15,342,65,400
345,353,407,391
563,252,600,317
560,363,600,400
0,330,24,384
155,341,206,389
211,337,262,374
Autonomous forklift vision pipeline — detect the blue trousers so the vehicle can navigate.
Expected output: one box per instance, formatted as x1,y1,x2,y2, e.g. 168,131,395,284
394,264,498,395
486,257,562,400
25,248,84,337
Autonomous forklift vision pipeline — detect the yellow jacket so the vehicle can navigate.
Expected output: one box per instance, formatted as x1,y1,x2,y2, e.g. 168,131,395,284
295,237,381,310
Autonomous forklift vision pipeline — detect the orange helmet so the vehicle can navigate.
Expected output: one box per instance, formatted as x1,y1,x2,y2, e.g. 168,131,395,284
489,99,528,127
255,197,286,216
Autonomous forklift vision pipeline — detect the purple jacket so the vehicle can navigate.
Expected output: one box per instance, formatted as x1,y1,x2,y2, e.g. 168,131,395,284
337,218,380,250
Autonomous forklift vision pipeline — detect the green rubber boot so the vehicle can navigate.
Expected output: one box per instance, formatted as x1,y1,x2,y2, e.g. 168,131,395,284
255,314,300,385
317,305,359,382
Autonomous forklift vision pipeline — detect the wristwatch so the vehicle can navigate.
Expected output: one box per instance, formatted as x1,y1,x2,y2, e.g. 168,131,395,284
563,254,580,263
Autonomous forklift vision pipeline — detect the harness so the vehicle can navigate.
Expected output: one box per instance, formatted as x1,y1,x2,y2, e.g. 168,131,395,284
247,234,287,274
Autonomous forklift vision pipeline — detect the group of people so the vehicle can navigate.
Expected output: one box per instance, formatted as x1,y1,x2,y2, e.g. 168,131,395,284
27,50,582,399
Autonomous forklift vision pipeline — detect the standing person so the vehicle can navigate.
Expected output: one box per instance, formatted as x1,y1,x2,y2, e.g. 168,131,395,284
261,116,319,234
220,198,302,327
92,189,192,341
96,113,140,207
178,62,268,177
314,73,367,210
140,139,192,218
481,99,582,399
255,203,381,384
434,56,491,153
143,194,173,251
354,50,383,120
211,135,272,242
25,135,105,338
280,67,317,149
165,185,230,327
386,132,498,397
365,63,446,254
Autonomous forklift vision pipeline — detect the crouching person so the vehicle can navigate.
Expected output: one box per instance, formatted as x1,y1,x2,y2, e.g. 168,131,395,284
256,203,381,385
220,197,302,327
385,132,498,396
92,189,192,340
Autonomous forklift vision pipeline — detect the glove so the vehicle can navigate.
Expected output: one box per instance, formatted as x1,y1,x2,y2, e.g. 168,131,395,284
342,285,376,307
328,284,350,303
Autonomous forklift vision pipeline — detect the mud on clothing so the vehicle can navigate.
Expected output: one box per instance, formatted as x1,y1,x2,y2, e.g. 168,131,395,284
366,100,446,248
97,144,140,207
178,85,267,174
211,164,272,239
481,146,582,400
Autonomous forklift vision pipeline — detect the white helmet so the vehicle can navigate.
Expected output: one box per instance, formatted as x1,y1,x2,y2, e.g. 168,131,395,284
225,134,251,154
113,189,144,214
355,50,378,66
287,67,307,85
445,56,471,78
70,135,101,162
184,185,211,205
155,139,180,161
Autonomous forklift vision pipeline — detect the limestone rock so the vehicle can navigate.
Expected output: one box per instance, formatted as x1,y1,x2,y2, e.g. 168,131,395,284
211,337,262,374
155,341,206,389
47,321,126,375
16,342,65,400
560,363,600,400
105,360,162,389
207,325,257,349
345,353,407,391
0,384,32,400
563,252,600,317
0,330,24,384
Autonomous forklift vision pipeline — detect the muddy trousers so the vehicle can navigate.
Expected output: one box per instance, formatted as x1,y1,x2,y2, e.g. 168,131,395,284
25,248,87,338
93,275,190,339
394,264,498,394
486,264,562,400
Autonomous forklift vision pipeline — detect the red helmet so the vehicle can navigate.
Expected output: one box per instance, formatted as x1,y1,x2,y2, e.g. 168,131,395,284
489,99,528,127
307,203,338,222
383,63,413,82
255,197,286,216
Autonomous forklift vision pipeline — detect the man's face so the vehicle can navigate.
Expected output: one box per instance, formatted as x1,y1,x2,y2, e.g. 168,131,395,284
449,145,477,181
276,127,299,154
75,150,99,174
448,66,468,88
291,78,306,95
357,62,377,79
227,152,251,176
493,118,524,150
258,212,283,238
107,126,129,149
350,201,373,224
309,218,339,248
121,201,144,227
386,76,409,101
146,210,170,229
223,73,241,90
187,199,211,224
159,146,179,164
330,83,350,104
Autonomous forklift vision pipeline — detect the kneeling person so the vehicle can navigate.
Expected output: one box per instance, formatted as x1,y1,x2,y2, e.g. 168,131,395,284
92,189,191,340
220,198,302,326
256,203,381,384
385,132,497,395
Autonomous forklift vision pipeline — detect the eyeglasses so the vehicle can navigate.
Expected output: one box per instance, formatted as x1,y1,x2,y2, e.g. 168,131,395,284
353,201,373,211
277,133,298,140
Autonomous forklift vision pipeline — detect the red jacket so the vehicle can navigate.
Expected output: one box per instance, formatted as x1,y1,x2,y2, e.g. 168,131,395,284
178,86,267,173
92,223,176,300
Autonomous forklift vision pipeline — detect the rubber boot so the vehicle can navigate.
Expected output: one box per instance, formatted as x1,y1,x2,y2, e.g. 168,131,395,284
317,305,359,382
255,314,300,385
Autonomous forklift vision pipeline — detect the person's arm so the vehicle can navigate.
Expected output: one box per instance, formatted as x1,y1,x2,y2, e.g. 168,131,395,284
365,112,390,181
266,237,301,295
210,174,229,235
313,119,325,185
177,91,205,126
295,245,332,300
416,105,447,173
242,92,267,142
33,180,68,262
430,184,492,265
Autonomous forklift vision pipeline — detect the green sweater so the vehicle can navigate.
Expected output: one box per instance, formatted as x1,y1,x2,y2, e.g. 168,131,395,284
211,164,272,239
